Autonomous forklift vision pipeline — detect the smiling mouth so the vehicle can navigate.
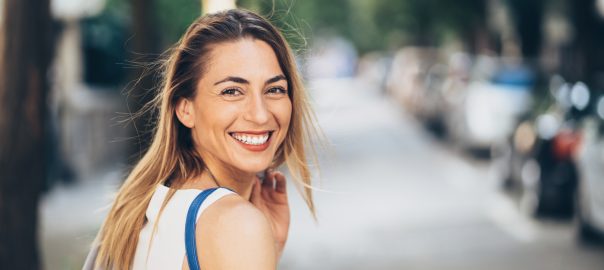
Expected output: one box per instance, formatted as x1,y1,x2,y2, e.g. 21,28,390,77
228,131,274,146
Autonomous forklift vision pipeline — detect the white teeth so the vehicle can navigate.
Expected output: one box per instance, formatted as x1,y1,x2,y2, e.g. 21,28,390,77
231,133,270,145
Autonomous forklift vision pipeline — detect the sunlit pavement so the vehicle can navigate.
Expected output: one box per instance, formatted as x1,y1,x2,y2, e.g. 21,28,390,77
279,78,604,270
40,170,120,269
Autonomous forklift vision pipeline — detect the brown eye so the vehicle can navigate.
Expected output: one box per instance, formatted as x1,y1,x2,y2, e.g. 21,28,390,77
221,88,243,96
267,87,287,95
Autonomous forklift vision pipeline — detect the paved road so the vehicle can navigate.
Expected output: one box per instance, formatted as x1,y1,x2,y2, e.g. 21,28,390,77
278,78,604,270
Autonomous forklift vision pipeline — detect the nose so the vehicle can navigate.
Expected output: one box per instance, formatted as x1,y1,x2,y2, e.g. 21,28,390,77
243,92,270,125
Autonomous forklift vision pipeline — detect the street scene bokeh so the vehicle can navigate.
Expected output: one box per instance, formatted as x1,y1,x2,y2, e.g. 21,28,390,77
1,0,604,269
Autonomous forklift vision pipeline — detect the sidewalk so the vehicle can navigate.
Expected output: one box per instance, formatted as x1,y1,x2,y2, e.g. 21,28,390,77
40,169,122,270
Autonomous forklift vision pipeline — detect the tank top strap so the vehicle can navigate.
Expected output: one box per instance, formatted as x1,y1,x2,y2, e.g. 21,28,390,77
132,185,236,270
186,187,236,270
192,187,236,221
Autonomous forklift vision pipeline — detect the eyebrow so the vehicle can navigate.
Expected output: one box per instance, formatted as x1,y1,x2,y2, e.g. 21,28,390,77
213,75,287,86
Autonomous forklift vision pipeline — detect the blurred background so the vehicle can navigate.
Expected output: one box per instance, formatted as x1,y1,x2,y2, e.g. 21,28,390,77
1,0,604,269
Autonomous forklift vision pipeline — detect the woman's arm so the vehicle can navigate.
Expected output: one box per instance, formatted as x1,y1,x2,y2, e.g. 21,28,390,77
195,195,277,270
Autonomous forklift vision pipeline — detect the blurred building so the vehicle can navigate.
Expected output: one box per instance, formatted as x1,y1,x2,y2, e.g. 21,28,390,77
49,0,130,186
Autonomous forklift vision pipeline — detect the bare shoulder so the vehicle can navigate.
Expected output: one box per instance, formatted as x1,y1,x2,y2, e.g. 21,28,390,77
194,193,276,270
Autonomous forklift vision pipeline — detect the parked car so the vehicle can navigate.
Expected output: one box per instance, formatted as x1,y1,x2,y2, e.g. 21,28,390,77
574,96,604,242
523,119,580,217
446,59,535,153
385,47,444,120
490,118,537,191
492,79,589,218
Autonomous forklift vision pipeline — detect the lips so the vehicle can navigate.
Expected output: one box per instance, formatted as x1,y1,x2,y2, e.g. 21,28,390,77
228,130,274,151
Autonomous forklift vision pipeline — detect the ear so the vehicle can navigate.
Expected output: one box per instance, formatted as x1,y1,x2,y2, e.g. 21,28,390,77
175,98,195,128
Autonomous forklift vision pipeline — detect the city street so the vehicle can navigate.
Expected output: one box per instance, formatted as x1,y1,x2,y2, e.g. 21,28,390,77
3,0,603,269
40,78,604,270
278,78,604,270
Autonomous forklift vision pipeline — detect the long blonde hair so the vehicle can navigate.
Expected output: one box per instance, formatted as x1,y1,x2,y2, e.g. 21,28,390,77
94,9,320,269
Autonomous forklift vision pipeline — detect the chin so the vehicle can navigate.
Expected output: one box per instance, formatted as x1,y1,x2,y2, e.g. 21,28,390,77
230,156,274,174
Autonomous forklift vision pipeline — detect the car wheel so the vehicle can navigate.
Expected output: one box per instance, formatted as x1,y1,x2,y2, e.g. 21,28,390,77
490,142,514,191
520,159,543,217
577,215,601,244
575,181,602,244
550,162,577,217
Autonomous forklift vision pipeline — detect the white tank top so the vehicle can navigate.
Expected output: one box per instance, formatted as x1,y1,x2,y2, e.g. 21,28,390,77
131,184,235,270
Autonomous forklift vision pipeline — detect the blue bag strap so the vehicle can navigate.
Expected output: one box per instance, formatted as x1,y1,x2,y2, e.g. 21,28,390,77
185,187,219,270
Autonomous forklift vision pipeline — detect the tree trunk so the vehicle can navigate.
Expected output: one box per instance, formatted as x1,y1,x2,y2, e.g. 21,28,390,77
567,0,604,85
0,0,52,269
508,0,545,59
128,0,160,162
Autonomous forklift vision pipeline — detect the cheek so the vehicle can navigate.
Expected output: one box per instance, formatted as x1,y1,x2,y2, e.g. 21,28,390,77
275,100,292,135
195,104,239,147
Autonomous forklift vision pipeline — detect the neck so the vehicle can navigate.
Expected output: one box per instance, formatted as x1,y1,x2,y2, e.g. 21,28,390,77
200,158,257,201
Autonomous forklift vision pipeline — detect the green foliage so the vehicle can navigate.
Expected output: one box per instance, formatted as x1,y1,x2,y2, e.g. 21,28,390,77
239,0,318,53
240,0,488,54
155,0,202,46
94,0,490,56
101,0,200,47
80,0,131,87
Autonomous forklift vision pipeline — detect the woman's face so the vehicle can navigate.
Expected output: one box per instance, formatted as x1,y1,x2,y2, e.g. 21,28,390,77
177,38,292,174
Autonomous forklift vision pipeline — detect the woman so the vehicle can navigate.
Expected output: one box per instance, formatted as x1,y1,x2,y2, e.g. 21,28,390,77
86,9,320,270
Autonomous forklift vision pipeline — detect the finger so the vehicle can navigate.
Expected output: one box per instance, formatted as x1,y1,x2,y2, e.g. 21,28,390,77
262,169,276,189
273,171,287,193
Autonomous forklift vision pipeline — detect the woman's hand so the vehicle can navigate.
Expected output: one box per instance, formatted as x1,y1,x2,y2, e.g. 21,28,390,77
250,169,290,259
